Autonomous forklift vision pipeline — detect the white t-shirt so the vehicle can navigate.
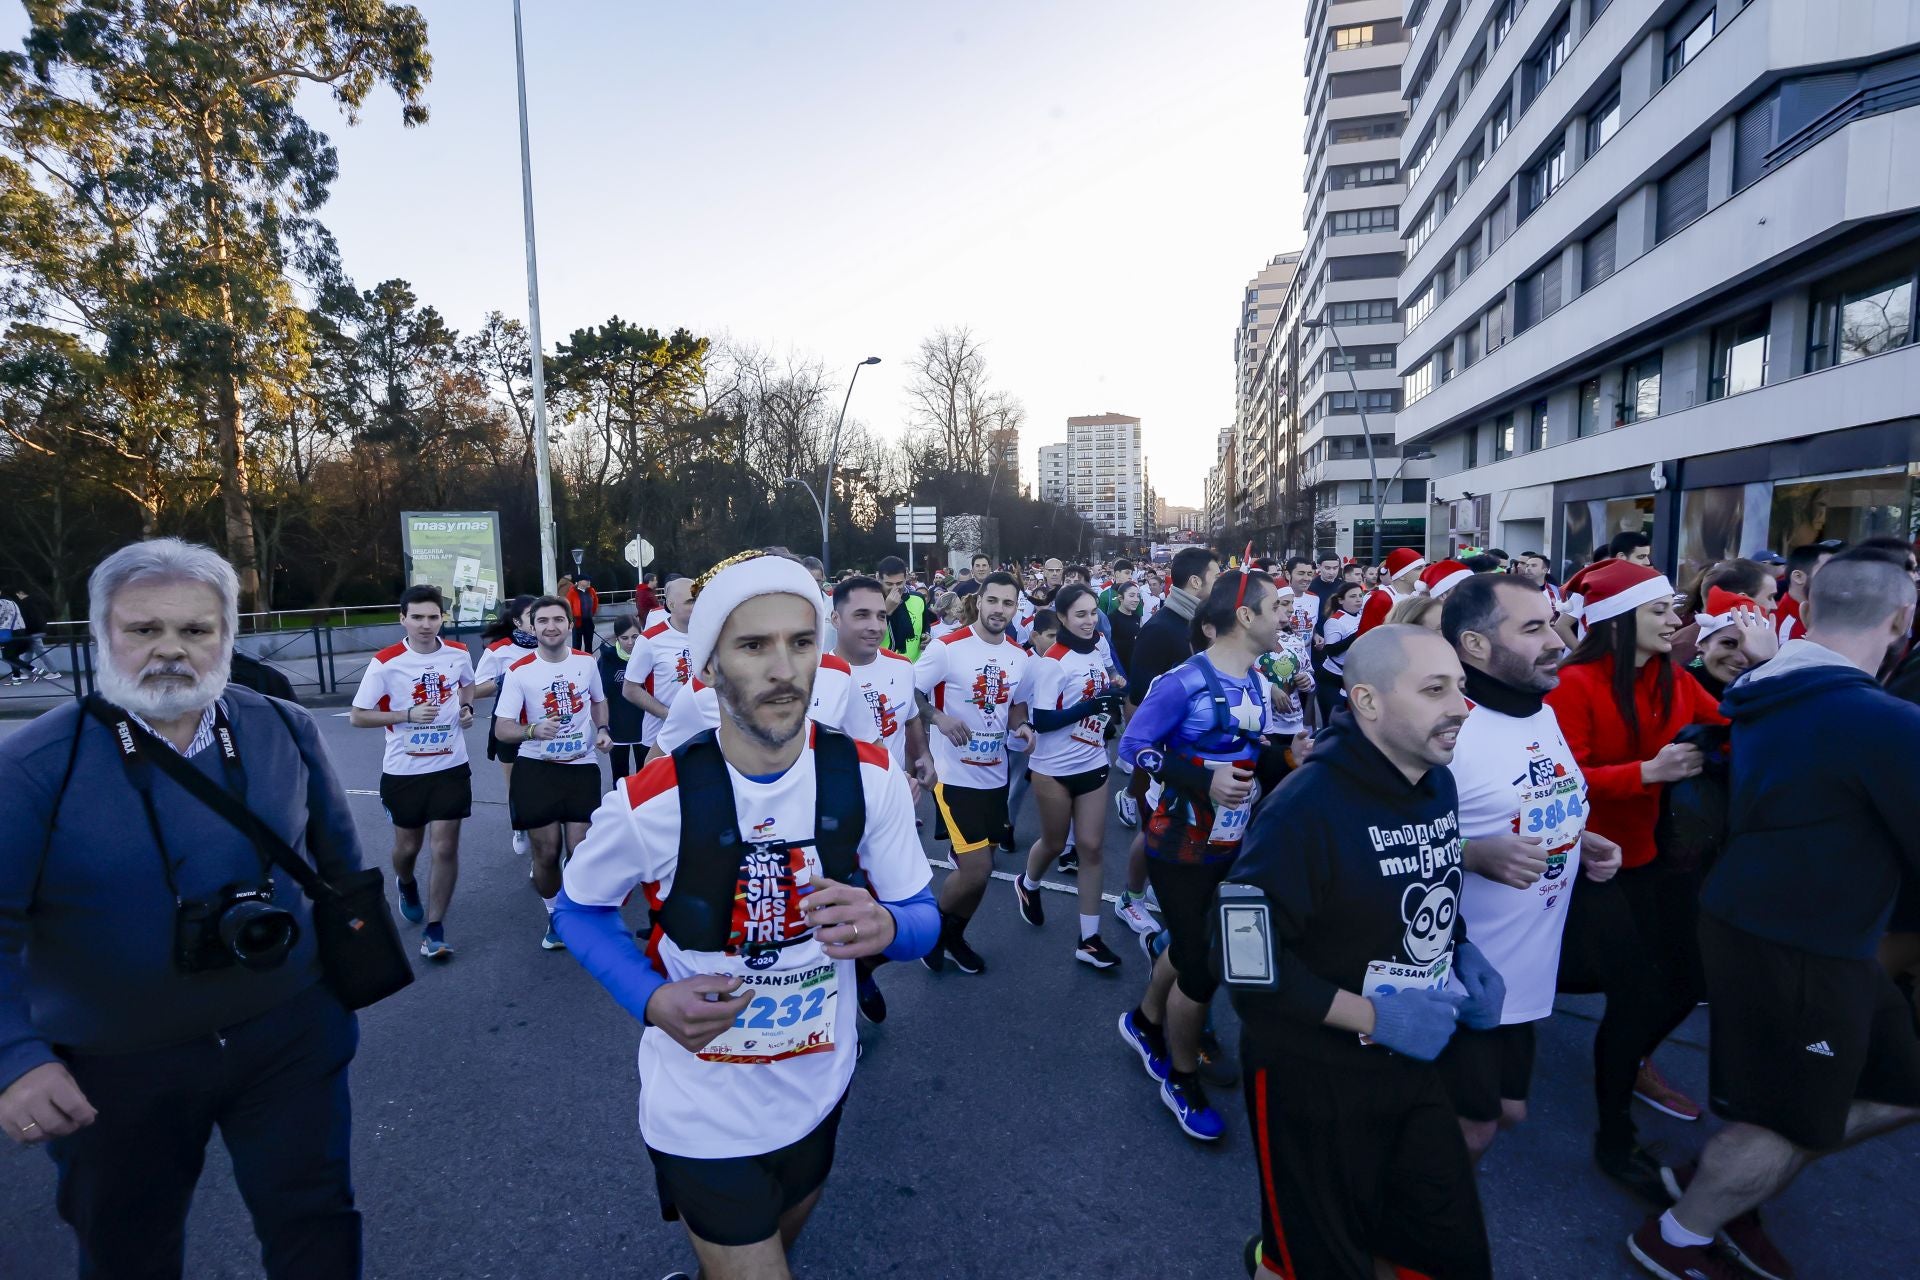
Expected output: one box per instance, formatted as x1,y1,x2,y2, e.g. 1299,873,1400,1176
475,636,535,688
1140,590,1164,620
842,650,920,768
912,626,1030,788
352,639,475,776
644,607,669,631
624,620,694,747
1322,610,1361,677
653,660,884,755
564,732,930,1159
1025,639,1117,777
1448,699,1588,1023
1011,594,1039,646
1264,630,1315,737
496,649,606,765
1288,590,1320,636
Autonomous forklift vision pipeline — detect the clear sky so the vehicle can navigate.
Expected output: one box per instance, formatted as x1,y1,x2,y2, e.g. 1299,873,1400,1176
21,1,1312,508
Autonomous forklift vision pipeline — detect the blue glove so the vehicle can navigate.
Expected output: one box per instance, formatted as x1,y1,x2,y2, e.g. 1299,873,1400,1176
1453,942,1506,1030
1365,986,1466,1060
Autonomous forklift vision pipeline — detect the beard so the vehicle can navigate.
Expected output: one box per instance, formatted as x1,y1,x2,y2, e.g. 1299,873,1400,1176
98,651,230,721
1488,641,1560,693
710,664,810,752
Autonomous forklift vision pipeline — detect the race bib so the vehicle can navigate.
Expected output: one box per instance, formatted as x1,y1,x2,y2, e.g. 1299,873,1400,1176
1070,712,1109,747
534,724,589,761
962,729,1006,765
697,962,839,1064
401,721,456,755
1362,951,1453,997
1207,777,1261,845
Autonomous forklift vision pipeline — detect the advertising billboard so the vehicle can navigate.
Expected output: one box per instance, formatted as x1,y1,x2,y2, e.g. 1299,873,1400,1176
401,511,504,625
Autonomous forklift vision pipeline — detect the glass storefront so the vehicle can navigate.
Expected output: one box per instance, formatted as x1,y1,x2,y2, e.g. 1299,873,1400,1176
1561,495,1655,581
1768,469,1910,549
1677,482,1773,591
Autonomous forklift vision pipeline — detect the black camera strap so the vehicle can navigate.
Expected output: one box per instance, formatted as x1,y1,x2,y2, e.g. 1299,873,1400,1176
83,696,327,906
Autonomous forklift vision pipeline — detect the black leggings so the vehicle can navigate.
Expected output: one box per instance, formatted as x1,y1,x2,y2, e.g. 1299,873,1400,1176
609,744,642,781
1558,859,1706,1144
2,636,31,676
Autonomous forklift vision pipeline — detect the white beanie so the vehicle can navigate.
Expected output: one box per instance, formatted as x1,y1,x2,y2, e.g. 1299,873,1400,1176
687,552,827,678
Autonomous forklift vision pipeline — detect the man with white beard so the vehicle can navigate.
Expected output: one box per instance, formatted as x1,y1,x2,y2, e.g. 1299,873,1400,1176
0,538,371,1278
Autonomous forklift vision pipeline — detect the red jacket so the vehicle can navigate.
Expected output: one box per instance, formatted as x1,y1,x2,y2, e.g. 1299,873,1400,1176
1543,653,1726,869
1357,586,1402,635
564,584,599,621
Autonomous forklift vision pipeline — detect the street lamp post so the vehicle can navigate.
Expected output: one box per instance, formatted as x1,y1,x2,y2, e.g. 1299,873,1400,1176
512,0,559,595
784,476,827,559
822,357,881,579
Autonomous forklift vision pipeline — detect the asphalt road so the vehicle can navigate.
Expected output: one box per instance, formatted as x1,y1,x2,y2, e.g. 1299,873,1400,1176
2,709,1915,1279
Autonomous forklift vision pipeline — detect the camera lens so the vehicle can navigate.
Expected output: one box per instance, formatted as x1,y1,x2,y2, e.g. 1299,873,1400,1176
219,899,300,970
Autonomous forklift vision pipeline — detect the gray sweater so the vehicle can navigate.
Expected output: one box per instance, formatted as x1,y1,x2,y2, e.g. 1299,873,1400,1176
0,686,365,1088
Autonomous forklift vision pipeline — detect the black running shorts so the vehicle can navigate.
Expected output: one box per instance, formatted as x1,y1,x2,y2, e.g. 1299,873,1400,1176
646,1095,845,1247
1245,1049,1491,1280
507,759,602,831
933,781,1010,855
1031,764,1110,798
1436,1021,1538,1123
1700,911,1920,1151
484,717,520,763
379,763,472,830
1145,857,1234,1005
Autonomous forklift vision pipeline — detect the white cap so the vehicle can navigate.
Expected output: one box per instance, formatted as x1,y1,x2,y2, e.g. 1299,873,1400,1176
686,552,827,678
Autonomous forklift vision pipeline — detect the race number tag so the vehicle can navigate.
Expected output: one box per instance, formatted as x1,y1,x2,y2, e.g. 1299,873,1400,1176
535,724,589,762
697,962,838,1064
402,721,456,755
1071,713,1108,747
1362,952,1453,997
962,729,1006,765
1208,778,1261,845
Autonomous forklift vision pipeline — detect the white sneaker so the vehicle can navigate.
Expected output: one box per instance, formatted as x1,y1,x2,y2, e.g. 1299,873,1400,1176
1115,790,1140,829
512,830,531,857
1113,892,1159,937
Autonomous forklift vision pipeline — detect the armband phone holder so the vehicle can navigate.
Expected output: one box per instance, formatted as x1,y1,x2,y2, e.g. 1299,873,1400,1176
1216,881,1278,990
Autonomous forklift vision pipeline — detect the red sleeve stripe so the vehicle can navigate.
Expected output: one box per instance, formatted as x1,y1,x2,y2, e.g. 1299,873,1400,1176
1045,643,1070,660
374,641,407,663
489,637,515,651
879,649,910,662
643,622,670,638
820,653,852,674
854,739,891,769
508,653,539,670
622,756,679,808
938,629,970,645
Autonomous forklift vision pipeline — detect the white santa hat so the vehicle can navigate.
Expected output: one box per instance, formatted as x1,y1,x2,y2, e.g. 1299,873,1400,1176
1574,560,1674,626
686,551,827,677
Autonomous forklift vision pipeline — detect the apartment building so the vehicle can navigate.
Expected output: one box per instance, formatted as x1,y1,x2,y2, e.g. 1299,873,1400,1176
1394,0,1920,585
1037,442,1071,505
1062,413,1146,538
1232,253,1303,531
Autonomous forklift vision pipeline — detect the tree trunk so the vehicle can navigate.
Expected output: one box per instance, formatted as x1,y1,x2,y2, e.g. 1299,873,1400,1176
199,144,261,611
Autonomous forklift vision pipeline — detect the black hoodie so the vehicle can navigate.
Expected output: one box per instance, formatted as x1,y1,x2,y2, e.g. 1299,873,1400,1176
1227,710,1466,1066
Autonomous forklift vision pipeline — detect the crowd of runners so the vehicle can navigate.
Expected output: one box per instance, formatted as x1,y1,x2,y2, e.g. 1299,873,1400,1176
5,533,1918,1280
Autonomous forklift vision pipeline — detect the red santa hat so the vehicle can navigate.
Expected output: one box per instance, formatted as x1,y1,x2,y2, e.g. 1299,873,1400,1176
1695,586,1760,640
1574,560,1674,626
1383,547,1427,582
1415,559,1473,599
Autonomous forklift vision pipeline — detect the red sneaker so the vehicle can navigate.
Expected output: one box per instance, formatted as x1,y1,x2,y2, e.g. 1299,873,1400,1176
1659,1164,1797,1280
1627,1216,1745,1280
1635,1059,1703,1121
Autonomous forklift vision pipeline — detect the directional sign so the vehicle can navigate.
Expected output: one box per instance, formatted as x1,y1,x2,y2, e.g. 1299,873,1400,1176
894,505,938,544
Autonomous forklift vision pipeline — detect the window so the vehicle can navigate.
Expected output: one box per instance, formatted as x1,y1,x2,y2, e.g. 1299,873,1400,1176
1485,298,1509,351
1490,96,1512,151
1586,87,1622,156
1326,299,1397,325
1577,378,1602,437
1523,144,1567,217
1405,358,1436,405
1583,221,1617,289
1809,269,1917,370
1528,399,1549,450
1407,130,1439,185
1709,311,1770,399
1466,143,1485,182
1493,0,1521,46
1733,92,1777,191
1331,207,1399,236
1656,148,1711,241
1487,196,1514,250
1665,4,1716,81
1406,279,1440,330
1328,390,1397,414
1331,116,1404,144
1464,425,1478,469
1333,24,1376,50
1493,414,1517,461
1525,15,1572,105
1518,259,1562,331
1462,324,1480,368
1331,162,1399,189
1409,203,1438,253
1620,354,1662,424
1400,478,1428,504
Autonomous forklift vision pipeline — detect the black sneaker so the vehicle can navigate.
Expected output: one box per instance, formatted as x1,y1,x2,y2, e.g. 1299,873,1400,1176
998,833,1017,853
1012,876,1044,927
1056,847,1079,874
920,942,946,973
856,971,888,1024
1596,1133,1671,1204
1197,1028,1240,1086
945,935,987,974
1075,933,1121,970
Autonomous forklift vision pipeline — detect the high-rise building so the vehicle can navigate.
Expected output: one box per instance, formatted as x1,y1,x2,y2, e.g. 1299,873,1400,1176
1061,412,1144,538
1037,442,1071,505
1394,1,1920,583
1206,428,1236,534
1234,253,1303,530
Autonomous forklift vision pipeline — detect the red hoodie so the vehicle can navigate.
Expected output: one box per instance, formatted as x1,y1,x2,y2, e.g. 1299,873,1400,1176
1543,653,1726,869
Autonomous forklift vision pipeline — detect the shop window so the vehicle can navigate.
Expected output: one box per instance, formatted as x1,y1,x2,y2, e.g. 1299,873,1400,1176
1562,496,1655,581
1771,470,1910,549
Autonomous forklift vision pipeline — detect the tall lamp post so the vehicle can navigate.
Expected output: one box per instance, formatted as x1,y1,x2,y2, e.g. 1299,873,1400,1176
784,476,827,561
821,356,881,578
512,0,558,594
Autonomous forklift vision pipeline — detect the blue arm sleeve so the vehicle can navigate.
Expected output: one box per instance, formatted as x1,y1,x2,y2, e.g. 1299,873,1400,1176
1030,698,1103,733
880,886,939,961
551,890,667,1024
1117,669,1191,769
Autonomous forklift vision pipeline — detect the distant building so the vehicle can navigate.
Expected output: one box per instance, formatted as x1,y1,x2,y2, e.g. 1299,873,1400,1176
1064,413,1144,538
1037,442,1071,504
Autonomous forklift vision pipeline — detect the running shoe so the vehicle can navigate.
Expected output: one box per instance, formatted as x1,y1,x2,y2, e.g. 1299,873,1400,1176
512,830,532,858
856,972,888,1024
1197,1027,1240,1087
1012,876,1045,926
997,833,1017,853
1115,790,1140,829
420,932,453,961
1596,1134,1671,1204
1242,1234,1262,1278
945,935,987,974
1075,934,1121,970
1056,846,1079,874
1138,925,1165,964
1116,1009,1169,1082
1627,1217,1745,1280
540,922,566,951
920,942,946,973
1660,1163,1796,1280
1113,891,1158,937
396,879,424,925
1634,1060,1702,1121
1160,1075,1225,1141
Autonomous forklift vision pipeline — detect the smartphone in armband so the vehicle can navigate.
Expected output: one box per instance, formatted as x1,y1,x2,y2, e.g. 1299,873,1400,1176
1216,881,1278,991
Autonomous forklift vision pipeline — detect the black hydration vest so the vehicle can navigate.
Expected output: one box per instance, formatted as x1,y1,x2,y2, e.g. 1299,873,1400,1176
656,727,868,955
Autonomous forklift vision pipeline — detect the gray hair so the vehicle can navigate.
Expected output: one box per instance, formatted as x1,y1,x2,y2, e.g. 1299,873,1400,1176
89,538,240,656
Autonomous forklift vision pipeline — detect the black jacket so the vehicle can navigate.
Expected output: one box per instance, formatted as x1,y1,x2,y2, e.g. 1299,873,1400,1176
1227,711,1467,1065
1126,605,1193,706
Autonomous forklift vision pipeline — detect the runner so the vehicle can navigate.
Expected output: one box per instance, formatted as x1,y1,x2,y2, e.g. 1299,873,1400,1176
1357,547,1426,635
1316,580,1367,722
1012,582,1128,969
349,585,476,960
1436,573,1623,1160
914,571,1035,975
551,550,937,1280
1117,570,1286,1141
1772,543,1833,643
473,594,539,857
495,596,612,951
1226,625,1501,1279
623,577,696,756
598,613,646,781
1004,607,1059,854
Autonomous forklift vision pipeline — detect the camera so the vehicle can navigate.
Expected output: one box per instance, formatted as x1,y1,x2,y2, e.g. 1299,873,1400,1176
175,882,300,974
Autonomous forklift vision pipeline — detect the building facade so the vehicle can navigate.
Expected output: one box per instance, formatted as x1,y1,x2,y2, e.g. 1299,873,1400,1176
1233,253,1304,535
1037,442,1071,505
1061,413,1146,538
1395,0,1920,585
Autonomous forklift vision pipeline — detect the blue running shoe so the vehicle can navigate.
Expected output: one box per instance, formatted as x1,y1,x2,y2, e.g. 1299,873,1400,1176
419,932,453,961
541,921,566,951
1117,1009,1170,1082
1161,1075,1225,1141
396,879,424,925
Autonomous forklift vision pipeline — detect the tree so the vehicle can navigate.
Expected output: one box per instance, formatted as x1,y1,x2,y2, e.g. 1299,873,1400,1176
2,1,431,609
903,326,1025,479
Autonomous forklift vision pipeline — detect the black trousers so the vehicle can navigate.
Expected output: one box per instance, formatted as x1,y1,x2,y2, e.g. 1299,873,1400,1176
572,620,596,651
48,984,360,1280
1557,859,1705,1144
